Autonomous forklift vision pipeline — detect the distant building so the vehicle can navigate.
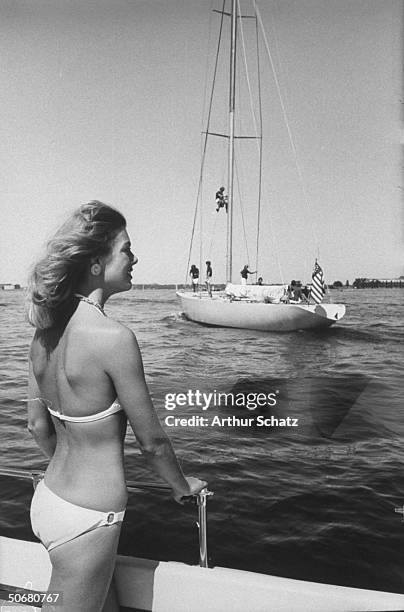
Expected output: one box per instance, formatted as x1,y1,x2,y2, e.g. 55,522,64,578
353,278,403,288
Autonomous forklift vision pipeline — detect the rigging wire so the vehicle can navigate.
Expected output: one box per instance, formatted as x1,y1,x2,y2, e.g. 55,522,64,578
254,6,263,281
220,133,227,189
234,148,251,267
237,0,259,277
184,1,227,284
253,1,284,284
254,0,319,250
198,1,216,285
200,1,215,141
231,21,251,269
261,0,292,282
238,0,282,283
207,211,219,260
264,192,285,284
237,0,261,157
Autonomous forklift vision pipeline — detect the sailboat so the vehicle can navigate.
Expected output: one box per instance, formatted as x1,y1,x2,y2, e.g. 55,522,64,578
177,0,346,332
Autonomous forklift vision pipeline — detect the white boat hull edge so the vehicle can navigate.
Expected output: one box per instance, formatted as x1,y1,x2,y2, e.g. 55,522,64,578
177,292,345,332
1,537,403,612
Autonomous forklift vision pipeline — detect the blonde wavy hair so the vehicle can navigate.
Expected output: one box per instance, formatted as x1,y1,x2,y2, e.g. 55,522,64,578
26,201,126,329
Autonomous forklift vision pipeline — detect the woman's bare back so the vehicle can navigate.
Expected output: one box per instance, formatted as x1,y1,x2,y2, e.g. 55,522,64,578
30,305,128,511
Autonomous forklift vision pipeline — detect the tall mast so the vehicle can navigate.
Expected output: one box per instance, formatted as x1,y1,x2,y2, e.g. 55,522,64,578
226,0,237,284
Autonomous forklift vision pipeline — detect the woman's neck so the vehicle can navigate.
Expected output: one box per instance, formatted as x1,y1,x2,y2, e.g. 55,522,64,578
75,286,107,307
74,293,107,317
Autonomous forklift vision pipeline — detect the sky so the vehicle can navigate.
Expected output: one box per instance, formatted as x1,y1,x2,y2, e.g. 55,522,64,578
0,0,402,286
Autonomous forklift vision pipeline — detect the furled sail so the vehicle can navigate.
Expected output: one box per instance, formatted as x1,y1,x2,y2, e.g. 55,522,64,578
225,284,288,303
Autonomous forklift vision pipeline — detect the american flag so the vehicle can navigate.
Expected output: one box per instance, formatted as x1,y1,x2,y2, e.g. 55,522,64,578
310,260,325,304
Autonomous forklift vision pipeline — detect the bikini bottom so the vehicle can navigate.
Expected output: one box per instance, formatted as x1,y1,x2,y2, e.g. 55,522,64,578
30,479,126,552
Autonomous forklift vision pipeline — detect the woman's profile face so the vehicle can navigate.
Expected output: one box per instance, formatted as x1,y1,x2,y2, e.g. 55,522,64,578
102,227,137,294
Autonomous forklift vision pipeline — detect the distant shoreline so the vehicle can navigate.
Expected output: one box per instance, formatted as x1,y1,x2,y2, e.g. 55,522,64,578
1,279,403,291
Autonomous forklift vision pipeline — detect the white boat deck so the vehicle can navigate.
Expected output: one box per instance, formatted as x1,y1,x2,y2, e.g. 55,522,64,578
1,536,403,611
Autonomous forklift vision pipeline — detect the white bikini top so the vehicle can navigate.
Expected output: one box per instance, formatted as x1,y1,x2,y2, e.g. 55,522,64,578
28,398,123,423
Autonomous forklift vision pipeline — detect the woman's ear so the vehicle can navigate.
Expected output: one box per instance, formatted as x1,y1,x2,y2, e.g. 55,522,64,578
90,257,103,277
90,263,102,276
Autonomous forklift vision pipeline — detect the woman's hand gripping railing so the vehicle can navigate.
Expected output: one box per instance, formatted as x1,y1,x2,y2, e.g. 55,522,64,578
121,479,214,568
0,468,214,569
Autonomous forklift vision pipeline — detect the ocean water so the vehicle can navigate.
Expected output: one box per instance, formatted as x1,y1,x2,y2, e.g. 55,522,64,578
0,288,403,594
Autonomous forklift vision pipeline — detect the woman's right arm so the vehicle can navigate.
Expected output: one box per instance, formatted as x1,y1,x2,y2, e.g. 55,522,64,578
104,324,206,501
27,355,56,459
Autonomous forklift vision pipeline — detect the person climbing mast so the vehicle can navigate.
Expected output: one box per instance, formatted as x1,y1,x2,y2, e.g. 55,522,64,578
215,186,228,212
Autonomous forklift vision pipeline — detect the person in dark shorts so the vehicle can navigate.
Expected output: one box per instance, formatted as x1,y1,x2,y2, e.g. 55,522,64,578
189,264,200,292
205,260,213,296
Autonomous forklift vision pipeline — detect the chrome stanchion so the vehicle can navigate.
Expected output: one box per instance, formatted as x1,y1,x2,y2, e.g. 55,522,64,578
196,488,214,568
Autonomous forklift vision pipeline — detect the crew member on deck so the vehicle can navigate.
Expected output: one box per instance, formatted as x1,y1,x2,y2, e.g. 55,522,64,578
205,260,213,297
240,264,256,285
215,187,228,212
302,285,310,302
189,264,199,292
288,280,308,303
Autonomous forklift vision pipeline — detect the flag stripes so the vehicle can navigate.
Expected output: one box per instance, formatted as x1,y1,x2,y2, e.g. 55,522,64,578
311,261,325,304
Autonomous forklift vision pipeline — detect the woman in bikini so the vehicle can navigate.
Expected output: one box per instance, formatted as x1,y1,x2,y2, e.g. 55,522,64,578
26,201,206,612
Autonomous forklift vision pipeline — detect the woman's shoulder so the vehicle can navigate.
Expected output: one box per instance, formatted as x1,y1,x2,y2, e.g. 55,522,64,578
63,314,138,360
94,318,139,353
93,319,143,374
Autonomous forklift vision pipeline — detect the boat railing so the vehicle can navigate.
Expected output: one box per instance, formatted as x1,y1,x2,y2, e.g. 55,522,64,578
0,467,213,568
